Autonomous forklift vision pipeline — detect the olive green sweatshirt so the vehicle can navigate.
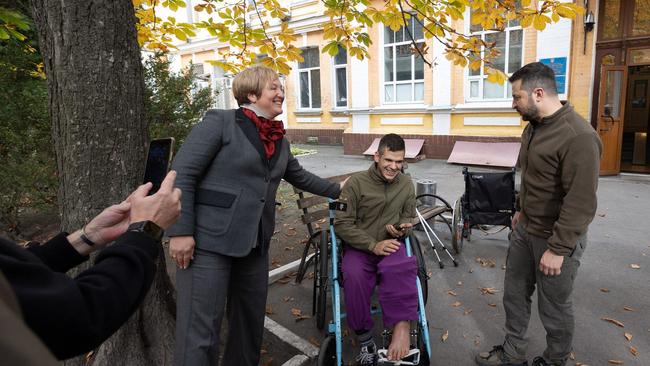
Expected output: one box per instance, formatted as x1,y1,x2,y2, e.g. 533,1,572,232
516,103,602,256
334,164,416,252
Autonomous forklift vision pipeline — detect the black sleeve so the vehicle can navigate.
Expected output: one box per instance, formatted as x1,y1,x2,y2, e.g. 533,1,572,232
10,231,159,360
26,232,88,272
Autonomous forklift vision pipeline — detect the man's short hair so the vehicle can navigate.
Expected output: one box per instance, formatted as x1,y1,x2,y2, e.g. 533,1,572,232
377,133,405,155
232,65,279,106
508,62,558,97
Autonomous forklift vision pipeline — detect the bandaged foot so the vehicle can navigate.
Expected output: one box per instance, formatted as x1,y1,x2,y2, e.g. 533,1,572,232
387,321,410,361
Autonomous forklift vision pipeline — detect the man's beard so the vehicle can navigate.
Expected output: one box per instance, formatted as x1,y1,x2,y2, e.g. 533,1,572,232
518,103,539,122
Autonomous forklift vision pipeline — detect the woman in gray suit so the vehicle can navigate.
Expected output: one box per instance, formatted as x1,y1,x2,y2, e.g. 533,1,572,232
167,66,343,366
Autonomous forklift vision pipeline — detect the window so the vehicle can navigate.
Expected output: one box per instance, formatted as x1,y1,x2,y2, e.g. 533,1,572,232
467,11,523,100
298,47,321,109
333,45,347,107
383,16,425,103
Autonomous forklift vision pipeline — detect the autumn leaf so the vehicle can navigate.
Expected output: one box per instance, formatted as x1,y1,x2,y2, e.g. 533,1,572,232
463,309,473,315
265,305,274,315
623,306,635,312
630,264,640,269
630,346,638,356
600,288,610,293
309,337,320,347
452,301,462,307
624,333,633,341
480,287,500,295
488,302,497,307
602,317,625,328
608,360,623,364
447,290,458,296
441,330,449,342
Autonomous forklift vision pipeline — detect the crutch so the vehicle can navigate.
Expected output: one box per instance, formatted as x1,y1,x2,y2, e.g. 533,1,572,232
416,207,458,268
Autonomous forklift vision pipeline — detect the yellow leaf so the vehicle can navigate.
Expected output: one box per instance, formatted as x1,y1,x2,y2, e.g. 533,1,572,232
533,14,548,31
173,29,187,41
601,317,625,328
624,332,633,341
441,330,449,342
630,346,638,356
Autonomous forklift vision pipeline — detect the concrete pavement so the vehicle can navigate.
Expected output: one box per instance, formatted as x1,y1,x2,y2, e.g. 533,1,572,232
265,144,650,366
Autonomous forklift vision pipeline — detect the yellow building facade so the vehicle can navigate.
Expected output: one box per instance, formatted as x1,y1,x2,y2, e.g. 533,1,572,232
163,1,629,167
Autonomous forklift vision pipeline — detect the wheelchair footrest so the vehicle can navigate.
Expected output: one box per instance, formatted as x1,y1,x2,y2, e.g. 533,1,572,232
377,348,420,365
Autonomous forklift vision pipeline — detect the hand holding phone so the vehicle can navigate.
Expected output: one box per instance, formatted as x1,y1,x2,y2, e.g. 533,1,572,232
143,138,175,195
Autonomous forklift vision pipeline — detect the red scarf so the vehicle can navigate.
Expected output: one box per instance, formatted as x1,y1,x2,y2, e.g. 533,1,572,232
240,107,286,159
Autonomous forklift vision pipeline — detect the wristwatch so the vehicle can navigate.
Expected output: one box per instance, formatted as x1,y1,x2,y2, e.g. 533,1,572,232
127,221,164,242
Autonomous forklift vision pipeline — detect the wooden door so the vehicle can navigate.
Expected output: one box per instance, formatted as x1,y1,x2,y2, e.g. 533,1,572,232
598,66,628,175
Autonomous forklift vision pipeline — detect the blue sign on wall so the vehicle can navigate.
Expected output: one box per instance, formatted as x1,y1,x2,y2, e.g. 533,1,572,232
539,57,567,94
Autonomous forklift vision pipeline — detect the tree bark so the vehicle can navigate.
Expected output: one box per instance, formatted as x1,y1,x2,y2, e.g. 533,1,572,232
30,1,176,364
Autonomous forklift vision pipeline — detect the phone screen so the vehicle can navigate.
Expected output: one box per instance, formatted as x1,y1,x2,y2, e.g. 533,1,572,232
143,138,174,195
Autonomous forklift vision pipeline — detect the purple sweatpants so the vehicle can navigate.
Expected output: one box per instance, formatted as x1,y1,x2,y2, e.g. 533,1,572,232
341,243,418,331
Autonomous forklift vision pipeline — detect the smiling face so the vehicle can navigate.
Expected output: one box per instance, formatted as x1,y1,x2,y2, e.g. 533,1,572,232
374,148,405,182
248,79,285,119
511,79,540,122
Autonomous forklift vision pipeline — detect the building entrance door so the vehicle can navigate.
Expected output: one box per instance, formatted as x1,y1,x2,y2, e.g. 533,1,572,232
598,66,627,175
621,65,650,173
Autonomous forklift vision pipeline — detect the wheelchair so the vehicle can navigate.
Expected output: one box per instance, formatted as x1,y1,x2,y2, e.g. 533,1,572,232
451,167,516,254
314,199,432,366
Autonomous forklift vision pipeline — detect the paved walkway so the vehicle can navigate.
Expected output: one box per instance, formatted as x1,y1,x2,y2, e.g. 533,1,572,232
265,144,650,366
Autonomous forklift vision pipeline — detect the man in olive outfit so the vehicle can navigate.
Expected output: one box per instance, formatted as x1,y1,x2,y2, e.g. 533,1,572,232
476,62,602,366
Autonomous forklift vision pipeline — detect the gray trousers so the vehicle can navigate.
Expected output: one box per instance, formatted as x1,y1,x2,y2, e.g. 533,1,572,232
503,222,586,365
174,248,269,366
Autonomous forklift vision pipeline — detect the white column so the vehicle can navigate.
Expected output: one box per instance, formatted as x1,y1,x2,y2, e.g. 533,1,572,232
350,56,370,133
431,39,452,135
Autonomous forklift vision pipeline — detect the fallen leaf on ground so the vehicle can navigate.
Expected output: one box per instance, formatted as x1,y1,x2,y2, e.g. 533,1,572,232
600,288,610,293
602,317,625,328
463,309,473,315
457,281,463,286
630,346,638,356
291,308,302,317
284,246,294,250
474,337,480,346
282,296,294,302
476,257,496,267
570,352,576,360
598,213,606,217
623,306,635,312
441,330,449,342
624,333,633,341
308,337,320,347
261,348,268,354
284,228,297,237
265,305,274,315
575,363,589,366
447,290,458,296
608,360,623,364
318,218,326,224
630,264,640,269
480,287,500,295
488,302,497,307
469,269,474,273
452,301,462,307
276,278,291,284
501,264,506,270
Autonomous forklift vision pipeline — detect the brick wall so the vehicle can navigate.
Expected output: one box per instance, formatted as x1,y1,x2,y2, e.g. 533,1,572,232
285,129,345,145
286,129,521,159
343,133,521,159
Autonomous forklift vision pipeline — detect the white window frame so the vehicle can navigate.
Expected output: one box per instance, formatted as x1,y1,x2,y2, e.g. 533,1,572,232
465,10,524,102
381,16,426,105
332,45,348,109
297,47,321,110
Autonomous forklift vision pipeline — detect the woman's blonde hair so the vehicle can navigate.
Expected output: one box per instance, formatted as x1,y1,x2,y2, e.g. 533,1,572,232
232,65,279,106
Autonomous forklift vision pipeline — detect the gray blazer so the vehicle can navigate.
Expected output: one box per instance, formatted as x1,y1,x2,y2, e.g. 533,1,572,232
167,109,340,257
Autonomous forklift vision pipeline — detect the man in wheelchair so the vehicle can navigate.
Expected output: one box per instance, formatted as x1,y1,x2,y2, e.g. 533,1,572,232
334,134,418,365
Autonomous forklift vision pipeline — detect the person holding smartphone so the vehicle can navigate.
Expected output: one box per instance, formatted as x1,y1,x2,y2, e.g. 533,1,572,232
0,171,181,360
168,65,345,366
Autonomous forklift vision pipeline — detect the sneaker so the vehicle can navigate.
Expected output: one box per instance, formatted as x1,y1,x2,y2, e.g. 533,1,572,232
531,356,564,366
356,342,378,366
475,345,528,366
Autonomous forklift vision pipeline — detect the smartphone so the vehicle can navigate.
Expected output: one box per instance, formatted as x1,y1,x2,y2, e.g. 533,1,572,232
143,137,175,195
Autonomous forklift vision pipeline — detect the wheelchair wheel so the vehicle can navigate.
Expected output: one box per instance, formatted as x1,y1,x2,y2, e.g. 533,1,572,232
315,230,329,330
417,323,431,365
409,235,428,306
451,198,464,254
317,335,336,366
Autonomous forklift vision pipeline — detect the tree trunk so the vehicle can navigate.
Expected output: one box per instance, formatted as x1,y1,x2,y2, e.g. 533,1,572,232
30,1,176,364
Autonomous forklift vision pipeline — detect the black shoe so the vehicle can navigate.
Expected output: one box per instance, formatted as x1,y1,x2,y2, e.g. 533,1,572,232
475,345,529,366
356,342,378,366
531,356,564,366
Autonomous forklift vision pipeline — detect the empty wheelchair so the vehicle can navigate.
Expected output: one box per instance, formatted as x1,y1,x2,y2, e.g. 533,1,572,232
315,199,431,366
451,167,516,254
